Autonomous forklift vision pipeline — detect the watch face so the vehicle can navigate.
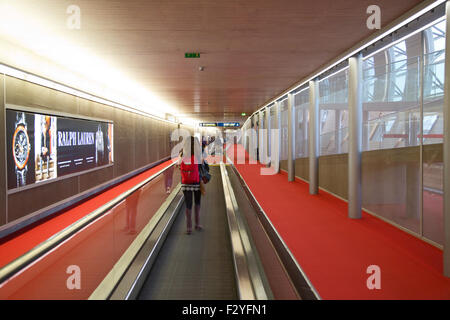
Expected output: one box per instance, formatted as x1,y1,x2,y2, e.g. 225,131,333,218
13,124,31,170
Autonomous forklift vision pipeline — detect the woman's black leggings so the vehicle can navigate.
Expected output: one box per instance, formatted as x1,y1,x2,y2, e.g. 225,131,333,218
183,190,201,210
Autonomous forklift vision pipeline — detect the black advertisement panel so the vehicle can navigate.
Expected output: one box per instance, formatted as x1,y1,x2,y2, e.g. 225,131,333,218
6,109,114,190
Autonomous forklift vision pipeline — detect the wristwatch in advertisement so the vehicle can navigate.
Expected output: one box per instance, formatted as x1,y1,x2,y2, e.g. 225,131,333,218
12,112,31,187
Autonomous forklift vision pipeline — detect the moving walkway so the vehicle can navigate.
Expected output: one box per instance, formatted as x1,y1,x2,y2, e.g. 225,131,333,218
0,162,319,300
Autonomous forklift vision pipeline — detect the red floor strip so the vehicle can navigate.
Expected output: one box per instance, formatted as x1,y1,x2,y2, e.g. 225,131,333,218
230,145,450,299
0,159,174,269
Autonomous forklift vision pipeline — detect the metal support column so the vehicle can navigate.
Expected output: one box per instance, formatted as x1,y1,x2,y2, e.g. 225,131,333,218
348,54,363,219
273,101,281,173
303,108,308,157
265,107,270,166
309,80,319,194
287,93,295,181
259,112,264,164
247,115,255,163
443,0,450,277
253,115,258,163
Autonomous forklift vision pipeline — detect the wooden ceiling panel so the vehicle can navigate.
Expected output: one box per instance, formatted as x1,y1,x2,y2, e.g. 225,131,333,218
9,0,426,122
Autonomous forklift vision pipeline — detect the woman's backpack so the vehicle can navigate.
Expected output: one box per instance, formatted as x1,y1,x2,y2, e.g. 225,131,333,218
180,156,200,184
199,160,211,184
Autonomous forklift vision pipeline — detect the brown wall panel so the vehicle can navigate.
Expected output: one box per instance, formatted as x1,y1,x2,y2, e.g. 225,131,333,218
78,166,114,193
144,118,150,163
8,176,79,221
77,98,114,121
362,146,420,207
162,123,170,159
2,76,178,228
153,120,162,161
423,143,443,160
295,157,309,182
160,123,167,158
423,143,443,191
113,108,136,177
422,143,443,244
280,160,287,172
165,124,171,156
162,123,168,160
268,157,329,184
0,75,6,225
5,77,78,115
134,115,148,168
319,153,348,200
147,119,156,162
361,146,420,233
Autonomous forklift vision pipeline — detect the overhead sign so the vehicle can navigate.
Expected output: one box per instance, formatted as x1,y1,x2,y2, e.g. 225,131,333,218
199,122,240,127
6,109,113,190
199,122,217,127
221,122,240,127
185,52,200,58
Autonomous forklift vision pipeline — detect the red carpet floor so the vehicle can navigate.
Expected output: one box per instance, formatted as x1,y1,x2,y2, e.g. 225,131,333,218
0,159,174,269
230,145,450,299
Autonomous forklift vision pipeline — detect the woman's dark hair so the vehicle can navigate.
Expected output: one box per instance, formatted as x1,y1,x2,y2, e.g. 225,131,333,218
182,135,202,163
190,136,195,155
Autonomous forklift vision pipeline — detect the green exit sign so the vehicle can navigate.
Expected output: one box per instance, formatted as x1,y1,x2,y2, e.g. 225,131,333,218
185,52,200,58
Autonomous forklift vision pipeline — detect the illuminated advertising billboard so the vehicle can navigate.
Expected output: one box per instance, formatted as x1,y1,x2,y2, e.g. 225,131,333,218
6,109,114,190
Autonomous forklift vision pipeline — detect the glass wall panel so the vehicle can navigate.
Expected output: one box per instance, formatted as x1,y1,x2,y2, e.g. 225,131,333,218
318,68,349,156
294,88,309,159
268,106,274,159
258,112,265,163
423,144,443,244
423,19,445,245
361,32,421,235
271,103,280,164
362,34,422,151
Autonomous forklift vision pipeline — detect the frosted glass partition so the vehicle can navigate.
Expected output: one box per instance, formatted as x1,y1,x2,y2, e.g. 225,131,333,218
294,89,309,159
361,33,421,235
423,143,443,244
362,34,421,152
246,19,445,245
264,109,268,162
318,68,349,156
268,106,274,159
422,20,445,244
280,100,288,161
423,50,444,146
271,104,279,165
360,20,446,244
258,111,265,163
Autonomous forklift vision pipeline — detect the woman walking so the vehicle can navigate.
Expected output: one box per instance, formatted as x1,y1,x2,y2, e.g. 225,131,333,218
179,136,203,234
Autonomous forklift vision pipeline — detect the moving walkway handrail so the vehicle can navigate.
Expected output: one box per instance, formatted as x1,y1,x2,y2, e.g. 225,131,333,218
220,162,270,300
90,184,183,300
228,160,321,300
0,161,177,285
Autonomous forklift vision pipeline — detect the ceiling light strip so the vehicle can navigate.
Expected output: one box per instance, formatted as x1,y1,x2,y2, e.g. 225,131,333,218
318,66,350,83
0,63,181,126
363,15,446,61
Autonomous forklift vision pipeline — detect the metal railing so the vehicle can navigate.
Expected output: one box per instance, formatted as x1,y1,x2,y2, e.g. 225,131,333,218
220,162,270,300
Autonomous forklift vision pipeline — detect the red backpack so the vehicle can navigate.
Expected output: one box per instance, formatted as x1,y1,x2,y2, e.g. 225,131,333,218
180,155,199,184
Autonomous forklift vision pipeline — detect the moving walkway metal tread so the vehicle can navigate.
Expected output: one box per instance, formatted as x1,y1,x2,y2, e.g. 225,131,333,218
138,166,238,300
